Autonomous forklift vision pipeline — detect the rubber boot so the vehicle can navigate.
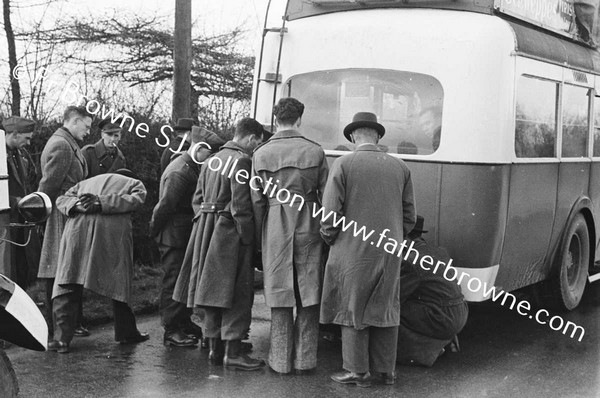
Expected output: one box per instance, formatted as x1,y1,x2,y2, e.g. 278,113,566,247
208,338,224,365
223,340,265,371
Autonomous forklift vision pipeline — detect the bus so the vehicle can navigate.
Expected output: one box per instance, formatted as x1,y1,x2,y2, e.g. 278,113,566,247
252,0,600,310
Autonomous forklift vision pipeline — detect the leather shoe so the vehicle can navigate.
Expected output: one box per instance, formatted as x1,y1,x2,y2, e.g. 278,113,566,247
330,371,372,387
48,340,69,354
74,325,90,337
374,372,395,385
181,322,203,341
241,341,253,353
118,332,149,345
164,330,197,347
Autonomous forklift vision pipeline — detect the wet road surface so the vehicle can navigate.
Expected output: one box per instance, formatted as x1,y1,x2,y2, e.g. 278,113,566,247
6,285,600,398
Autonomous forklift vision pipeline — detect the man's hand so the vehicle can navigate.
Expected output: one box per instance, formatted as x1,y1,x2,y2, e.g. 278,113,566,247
77,193,101,214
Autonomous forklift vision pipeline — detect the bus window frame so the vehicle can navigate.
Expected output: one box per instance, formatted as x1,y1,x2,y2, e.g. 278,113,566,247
514,74,561,161
560,81,593,161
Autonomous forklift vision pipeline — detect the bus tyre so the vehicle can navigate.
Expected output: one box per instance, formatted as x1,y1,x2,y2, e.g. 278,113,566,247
551,214,590,311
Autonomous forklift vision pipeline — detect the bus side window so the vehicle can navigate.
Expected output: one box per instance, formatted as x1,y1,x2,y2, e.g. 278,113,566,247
515,76,558,158
593,96,600,157
561,84,589,158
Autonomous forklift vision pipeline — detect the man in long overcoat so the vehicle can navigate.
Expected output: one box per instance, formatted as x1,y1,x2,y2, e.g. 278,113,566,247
150,130,212,348
0,116,41,289
173,118,265,370
49,170,149,352
397,216,468,367
251,98,329,374
37,106,91,336
320,112,416,387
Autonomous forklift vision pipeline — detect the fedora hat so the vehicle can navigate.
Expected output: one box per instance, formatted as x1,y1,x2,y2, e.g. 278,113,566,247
343,112,385,142
173,118,195,131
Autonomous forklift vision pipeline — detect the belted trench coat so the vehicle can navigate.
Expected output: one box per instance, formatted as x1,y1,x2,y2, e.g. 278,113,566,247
251,129,329,308
173,141,254,308
319,143,416,329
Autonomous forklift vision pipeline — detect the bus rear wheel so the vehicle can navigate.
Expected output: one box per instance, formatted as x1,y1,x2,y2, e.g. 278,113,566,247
551,213,590,311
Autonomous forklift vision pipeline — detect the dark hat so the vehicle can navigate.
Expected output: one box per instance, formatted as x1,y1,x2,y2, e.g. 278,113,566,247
410,215,428,236
98,117,123,135
113,168,139,180
173,118,195,131
191,126,226,152
3,116,35,134
343,112,385,142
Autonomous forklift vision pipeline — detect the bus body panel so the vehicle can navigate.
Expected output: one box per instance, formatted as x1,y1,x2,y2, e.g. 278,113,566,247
496,164,558,291
590,163,600,262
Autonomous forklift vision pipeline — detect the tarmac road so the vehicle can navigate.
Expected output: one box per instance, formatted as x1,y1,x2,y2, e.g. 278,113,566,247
6,284,600,398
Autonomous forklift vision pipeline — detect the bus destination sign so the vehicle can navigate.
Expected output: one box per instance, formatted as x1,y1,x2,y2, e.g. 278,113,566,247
495,0,576,38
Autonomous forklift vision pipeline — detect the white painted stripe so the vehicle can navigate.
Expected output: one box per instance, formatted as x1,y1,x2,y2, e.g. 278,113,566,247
455,265,500,302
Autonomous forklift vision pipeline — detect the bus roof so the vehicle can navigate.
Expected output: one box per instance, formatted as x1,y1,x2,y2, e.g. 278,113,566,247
286,0,600,52
285,0,600,74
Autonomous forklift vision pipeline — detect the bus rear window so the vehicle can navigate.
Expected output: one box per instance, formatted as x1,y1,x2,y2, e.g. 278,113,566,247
515,76,558,158
284,69,443,154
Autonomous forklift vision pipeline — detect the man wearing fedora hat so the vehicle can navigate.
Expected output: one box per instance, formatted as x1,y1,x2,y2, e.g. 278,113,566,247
397,215,468,367
0,116,41,290
320,111,416,387
82,117,126,178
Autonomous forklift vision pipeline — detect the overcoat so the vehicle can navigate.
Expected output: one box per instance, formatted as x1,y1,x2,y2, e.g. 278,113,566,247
52,173,146,303
37,128,87,278
82,139,126,178
251,129,329,308
0,145,40,286
320,143,416,329
150,152,199,248
173,141,254,308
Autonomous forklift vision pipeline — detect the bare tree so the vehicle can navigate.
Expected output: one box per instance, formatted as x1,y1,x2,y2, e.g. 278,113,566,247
3,0,21,115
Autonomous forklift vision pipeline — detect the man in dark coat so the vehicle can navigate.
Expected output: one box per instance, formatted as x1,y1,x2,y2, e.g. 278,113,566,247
397,216,468,367
150,129,212,347
82,118,126,178
37,106,91,337
0,116,41,289
173,118,265,370
251,98,329,374
320,112,416,387
50,169,149,353
160,119,226,174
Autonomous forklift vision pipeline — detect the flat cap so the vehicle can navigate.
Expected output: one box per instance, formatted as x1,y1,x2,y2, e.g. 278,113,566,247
3,116,35,134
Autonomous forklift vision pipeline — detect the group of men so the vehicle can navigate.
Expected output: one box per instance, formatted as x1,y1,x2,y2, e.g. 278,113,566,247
1,106,150,353
1,97,469,386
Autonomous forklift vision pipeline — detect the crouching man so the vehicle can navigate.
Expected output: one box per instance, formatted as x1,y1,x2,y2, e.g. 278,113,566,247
49,169,149,353
397,216,468,367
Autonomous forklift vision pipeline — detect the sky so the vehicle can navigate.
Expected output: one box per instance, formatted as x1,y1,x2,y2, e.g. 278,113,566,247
5,0,276,55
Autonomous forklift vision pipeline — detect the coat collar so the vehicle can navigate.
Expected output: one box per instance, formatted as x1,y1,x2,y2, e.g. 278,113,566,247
93,139,122,159
271,129,302,139
55,127,87,169
6,146,26,189
355,143,382,152
222,140,248,155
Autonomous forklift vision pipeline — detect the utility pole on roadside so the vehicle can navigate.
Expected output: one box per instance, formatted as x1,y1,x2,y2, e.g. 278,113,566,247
172,0,192,121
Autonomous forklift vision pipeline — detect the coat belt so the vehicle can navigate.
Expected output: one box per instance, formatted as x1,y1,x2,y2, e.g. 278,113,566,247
199,202,227,213
267,191,319,206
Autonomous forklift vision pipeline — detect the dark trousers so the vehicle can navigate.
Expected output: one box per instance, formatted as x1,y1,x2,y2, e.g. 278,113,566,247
203,305,251,341
45,278,85,337
52,285,138,344
158,244,192,331
341,325,398,374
